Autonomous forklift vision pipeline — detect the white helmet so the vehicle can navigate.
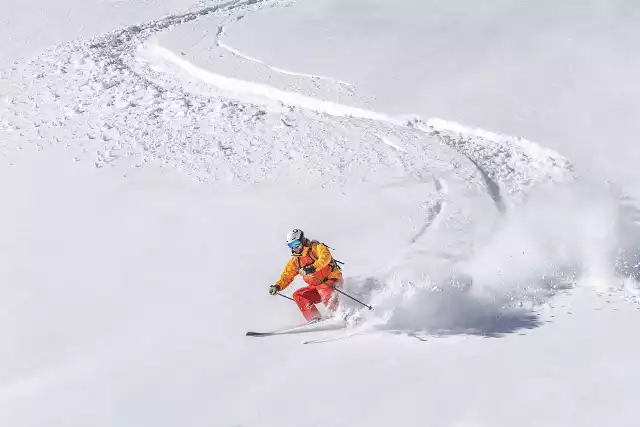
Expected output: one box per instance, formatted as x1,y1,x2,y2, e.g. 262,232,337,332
286,229,305,248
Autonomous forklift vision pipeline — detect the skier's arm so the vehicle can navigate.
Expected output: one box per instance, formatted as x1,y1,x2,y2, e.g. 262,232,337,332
276,257,299,291
313,244,333,270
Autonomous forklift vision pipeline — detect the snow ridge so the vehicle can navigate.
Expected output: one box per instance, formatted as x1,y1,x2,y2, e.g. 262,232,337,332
414,118,576,208
149,25,573,206
0,0,573,206
151,43,393,122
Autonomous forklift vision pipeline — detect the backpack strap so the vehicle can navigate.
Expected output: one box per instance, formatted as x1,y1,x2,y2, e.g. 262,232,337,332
308,242,318,262
310,241,340,272
297,245,316,269
298,241,343,274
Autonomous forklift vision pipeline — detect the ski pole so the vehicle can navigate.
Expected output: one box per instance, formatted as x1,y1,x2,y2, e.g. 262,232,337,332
277,293,295,302
328,285,373,310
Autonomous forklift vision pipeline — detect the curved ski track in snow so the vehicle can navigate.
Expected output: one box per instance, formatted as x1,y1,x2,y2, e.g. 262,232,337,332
216,16,354,88
0,0,574,205
140,0,574,209
3,4,640,427
410,176,446,244
150,22,574,210
0,0,576,288
152,43,395,123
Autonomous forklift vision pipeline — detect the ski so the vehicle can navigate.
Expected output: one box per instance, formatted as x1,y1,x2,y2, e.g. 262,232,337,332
302,330,362,344
246,318,346,338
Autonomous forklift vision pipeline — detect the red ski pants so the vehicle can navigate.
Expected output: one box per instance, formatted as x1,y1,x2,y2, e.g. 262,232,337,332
292,279,342,322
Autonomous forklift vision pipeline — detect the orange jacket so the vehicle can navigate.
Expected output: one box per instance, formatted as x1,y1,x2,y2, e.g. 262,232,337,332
276,242,342,290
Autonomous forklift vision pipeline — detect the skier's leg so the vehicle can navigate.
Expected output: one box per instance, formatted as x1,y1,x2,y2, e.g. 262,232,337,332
292,285,323,322
317,278,343,313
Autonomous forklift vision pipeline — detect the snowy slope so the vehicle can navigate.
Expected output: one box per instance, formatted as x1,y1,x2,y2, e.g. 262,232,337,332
0,0,205,68
224,0,640,197
1,1,640,426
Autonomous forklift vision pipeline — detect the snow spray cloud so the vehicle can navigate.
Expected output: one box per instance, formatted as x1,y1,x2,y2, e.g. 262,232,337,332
465,180,640,297
343,180,640,336
362,272,540,336
342,263,541,337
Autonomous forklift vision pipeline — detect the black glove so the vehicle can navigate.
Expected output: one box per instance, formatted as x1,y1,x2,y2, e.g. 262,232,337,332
269,285,281,296
302,265,316,275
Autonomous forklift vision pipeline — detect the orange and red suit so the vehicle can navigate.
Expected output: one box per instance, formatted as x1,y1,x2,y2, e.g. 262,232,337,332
276,241,343,322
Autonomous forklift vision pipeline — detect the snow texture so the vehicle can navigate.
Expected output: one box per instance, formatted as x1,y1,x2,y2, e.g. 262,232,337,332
2,0,640,426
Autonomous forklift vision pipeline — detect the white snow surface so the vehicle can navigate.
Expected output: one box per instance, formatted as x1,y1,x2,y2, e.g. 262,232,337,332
1,1,640,426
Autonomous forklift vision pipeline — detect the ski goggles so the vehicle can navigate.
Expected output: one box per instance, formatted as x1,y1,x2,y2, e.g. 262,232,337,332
287,239,302,249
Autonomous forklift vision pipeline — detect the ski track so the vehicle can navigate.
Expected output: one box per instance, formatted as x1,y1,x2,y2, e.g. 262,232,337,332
468,157,505,213
150,43,398,124
216,15,354,88
410,176,446,244
0,0,576,286
378,135,408,153
0,0,577,309
3,4,640,427
143,5,575,210
0,0,574,200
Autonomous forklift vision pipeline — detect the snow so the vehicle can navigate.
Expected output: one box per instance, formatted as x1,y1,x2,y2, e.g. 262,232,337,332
0,0,202,68
1,0,640,426
224,0,640,197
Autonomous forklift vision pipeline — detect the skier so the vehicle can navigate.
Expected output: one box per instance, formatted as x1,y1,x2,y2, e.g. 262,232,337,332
269,229,343,322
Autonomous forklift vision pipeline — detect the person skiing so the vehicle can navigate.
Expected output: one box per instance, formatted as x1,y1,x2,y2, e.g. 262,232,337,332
269,229,343,322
